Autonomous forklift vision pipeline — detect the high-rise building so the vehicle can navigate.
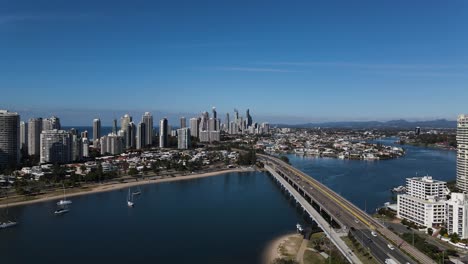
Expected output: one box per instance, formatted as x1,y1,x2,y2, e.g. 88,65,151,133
457,114,468,192
40,129,72,164
120,114,132,132
180,117,186,128
71,133,83,161
212,107,217,119
100,133,124,155
142,112,153,147
397,176,448,228
225,113,230,132
445,193,468,239
177,128,191,149
112,119,118,134
415,127,421,136
20,121,27,153
136,122,146,150
82,137,90,157
246,109,252,127
159,118,168,148
81,130,88,139
126,122,136,149
42,116,61,131
208,118,216,132
190,118,200,138
93,118,101,146
0,110,20,169
28,118,42,156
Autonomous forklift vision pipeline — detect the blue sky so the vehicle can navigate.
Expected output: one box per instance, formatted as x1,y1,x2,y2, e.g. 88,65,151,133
1,0,468,125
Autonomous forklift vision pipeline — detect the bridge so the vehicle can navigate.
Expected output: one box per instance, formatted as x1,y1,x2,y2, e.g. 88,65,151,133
259,154,436,264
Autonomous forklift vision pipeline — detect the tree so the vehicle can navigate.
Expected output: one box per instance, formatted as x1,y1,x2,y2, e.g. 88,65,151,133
427,228,433,236
279,155,290,164
272,258,299,264
450,233,460,243
128,168,138,176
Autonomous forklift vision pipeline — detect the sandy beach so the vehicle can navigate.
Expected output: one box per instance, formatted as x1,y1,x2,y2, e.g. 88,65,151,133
263,232,298,264
0,167,254,209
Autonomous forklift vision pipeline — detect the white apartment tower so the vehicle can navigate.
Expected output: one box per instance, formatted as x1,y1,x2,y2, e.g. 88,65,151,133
142,112,153,147
190,118,200,138
177,128,191,149
457,114,468,192
20,121,27,153
446,193,468,239
397,176,448,228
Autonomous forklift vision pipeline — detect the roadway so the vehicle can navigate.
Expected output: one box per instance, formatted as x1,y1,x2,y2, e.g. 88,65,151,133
259,154,436,264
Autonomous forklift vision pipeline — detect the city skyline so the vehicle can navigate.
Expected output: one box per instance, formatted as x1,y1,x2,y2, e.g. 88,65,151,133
2,1,468,121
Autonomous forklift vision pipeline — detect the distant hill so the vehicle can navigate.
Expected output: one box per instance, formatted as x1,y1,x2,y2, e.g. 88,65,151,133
274,119,457,129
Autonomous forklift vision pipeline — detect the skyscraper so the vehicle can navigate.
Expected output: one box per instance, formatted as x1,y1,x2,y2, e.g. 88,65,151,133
225,113,230,132
20,121,27,153
71,133,83,162
126,122,136,149
42,116,61,131
457,114,468,192
40,129,72,164
136,122,146,150
246,109,252,127
159,118,168,148
112,119,118,134
180,117,186,128
28,118,42,156
93,118,101,146
82,137,90,157
212,107,217,119
120,114,132,132
142,112,153,147
189,118,200,138
0,110,20,169
177,128,191,149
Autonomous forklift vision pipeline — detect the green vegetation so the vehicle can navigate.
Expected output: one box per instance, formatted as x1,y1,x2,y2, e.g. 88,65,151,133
342,236,378,264
237,150,257,165
401,218,425,229
376,208,396,219
272,259,299,264
400,232,450,262
408,134,456,148
306,232,347,264
279,155,290,164
346,232,377,264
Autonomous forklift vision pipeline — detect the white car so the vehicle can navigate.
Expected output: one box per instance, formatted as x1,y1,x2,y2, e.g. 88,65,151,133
371,231,377,237
387,244,395,250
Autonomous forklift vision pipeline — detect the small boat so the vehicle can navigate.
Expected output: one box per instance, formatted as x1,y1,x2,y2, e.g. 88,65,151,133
54,208,70,215
127,188,134,207
296,223,303,232
0,221,17,229
57,183,72,206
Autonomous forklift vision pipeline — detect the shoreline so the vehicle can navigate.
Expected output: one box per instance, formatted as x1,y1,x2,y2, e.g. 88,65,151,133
0,167,255,209
263,232,297,264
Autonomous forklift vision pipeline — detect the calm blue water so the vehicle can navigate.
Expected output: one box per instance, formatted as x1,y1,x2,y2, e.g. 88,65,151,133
0,137,456,263
0,172,310,264
288,137,456,212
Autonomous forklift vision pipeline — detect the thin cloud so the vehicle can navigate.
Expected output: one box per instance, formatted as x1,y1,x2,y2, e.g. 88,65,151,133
0,13,95,25
261,61,468,70
215,67,295,73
